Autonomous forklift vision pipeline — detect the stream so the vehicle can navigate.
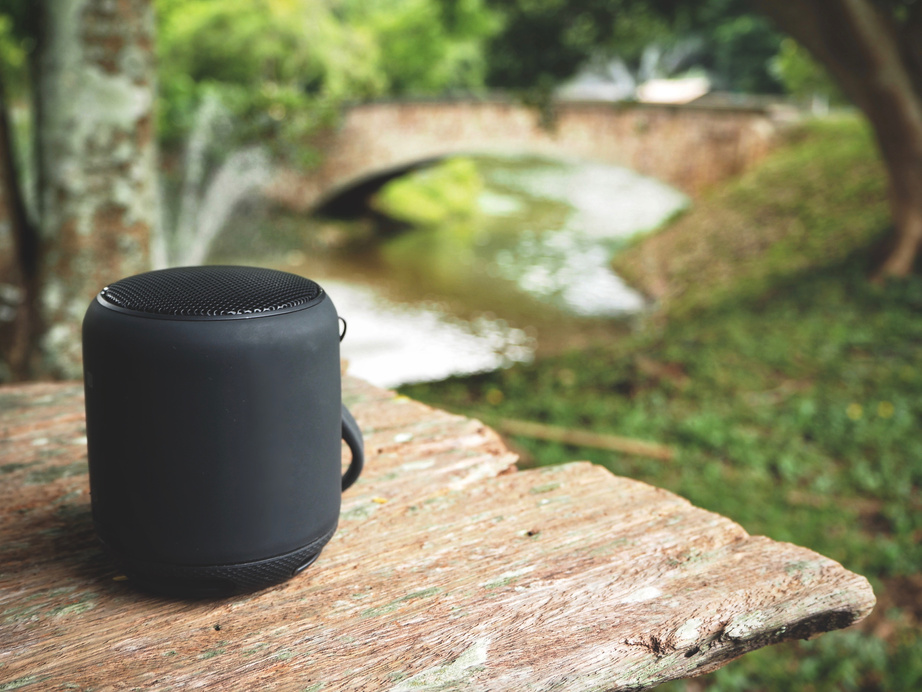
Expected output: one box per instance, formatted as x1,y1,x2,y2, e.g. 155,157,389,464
241,155,687,388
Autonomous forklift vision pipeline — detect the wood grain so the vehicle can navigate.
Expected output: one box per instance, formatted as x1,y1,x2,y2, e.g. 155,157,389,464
0,379,875,691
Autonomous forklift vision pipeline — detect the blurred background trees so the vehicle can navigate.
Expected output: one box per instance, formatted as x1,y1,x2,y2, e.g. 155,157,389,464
484,0,787,98
3,0,920,373
156,0,501,159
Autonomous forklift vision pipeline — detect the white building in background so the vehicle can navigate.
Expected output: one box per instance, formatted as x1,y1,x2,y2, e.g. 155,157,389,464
635,76,711,104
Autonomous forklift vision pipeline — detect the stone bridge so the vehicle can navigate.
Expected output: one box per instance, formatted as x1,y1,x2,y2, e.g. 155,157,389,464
266,98,787,214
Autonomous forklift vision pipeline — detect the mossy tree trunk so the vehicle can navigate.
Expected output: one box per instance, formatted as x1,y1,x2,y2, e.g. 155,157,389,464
32,0,158,378
752,0,922,279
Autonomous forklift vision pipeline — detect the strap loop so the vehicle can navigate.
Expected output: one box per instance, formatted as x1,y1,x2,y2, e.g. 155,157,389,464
340,404,364,491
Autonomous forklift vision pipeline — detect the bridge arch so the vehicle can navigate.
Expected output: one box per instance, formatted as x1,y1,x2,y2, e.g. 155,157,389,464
266,98,783,214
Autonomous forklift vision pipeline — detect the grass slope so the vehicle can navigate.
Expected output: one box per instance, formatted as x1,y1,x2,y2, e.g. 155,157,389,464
613,116,890,317
401,115,922,691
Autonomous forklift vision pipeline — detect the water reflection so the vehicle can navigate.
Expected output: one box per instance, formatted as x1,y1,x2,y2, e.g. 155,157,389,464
476,157,687,316
257,155,688,387
495,231,645,316
371,155,687,321
325,280,534,388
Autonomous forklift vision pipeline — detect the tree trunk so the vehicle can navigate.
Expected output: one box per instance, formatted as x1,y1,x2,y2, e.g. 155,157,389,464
34,0,158,378
0,74,41,381
752,0,922,279
877,155,922,277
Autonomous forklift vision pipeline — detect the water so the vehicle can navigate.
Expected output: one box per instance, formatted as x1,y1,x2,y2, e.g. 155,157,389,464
481,158,686,316
155,93,272,269
249,155,687,387
319,280,534,389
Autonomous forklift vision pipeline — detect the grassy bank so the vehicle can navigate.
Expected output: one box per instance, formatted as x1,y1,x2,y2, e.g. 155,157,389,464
400,116,922,690
613,115,890,318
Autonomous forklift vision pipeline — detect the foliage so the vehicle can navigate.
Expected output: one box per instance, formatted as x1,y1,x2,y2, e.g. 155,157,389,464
401,117,922,689
484,0,625,92
0,14,27,95
0,0,34,93
156,0,501,160
687,0,784,93
341,0,501,95
484,0,785,95
156,0,383,158
0,11,31,190
770,38,844,105
0,0,36,197
605,3,673,66
371,158,483,226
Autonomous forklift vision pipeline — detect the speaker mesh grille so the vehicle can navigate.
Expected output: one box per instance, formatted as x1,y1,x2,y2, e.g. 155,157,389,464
100,266,323,317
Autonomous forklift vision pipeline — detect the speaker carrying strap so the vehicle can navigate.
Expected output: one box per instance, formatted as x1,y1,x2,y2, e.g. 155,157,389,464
340,404,364,491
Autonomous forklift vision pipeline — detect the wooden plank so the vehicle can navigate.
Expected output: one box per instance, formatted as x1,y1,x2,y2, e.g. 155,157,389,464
0,380,875,691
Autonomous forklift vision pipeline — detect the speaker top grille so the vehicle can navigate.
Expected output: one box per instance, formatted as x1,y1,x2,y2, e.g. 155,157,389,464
99,266,324,318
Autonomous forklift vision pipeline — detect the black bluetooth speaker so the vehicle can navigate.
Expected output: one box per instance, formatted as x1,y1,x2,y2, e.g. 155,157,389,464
82,265,364,598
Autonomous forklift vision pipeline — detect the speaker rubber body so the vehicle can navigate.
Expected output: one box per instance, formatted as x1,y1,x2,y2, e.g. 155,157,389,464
83,292,343,597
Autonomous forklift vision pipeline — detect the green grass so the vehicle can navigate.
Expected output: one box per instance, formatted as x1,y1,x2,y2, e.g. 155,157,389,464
400,115,922,690
612,115,890,318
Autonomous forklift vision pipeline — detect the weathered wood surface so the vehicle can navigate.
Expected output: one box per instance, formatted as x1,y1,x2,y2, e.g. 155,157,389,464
0,379,875,691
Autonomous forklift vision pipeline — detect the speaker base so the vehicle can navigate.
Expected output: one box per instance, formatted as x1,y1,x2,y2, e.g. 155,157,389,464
109,525,337,599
